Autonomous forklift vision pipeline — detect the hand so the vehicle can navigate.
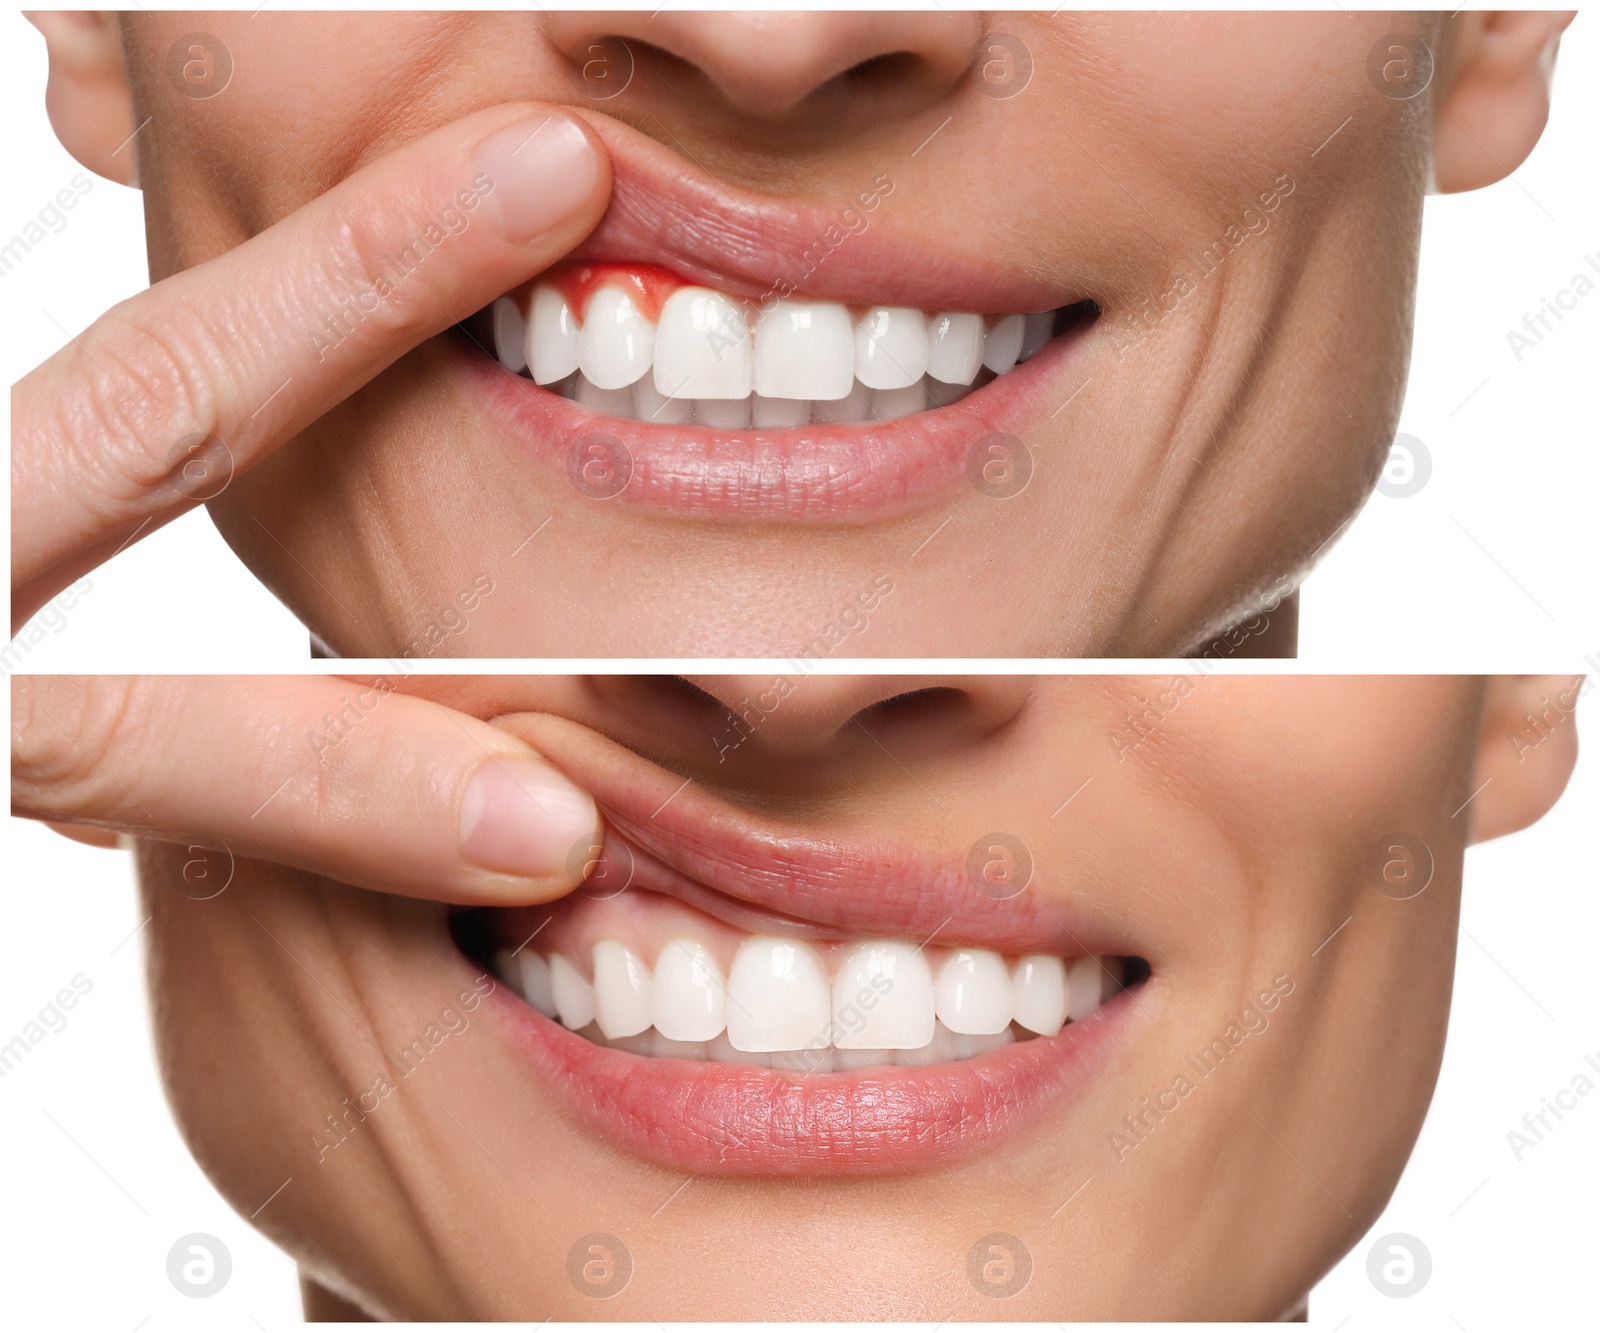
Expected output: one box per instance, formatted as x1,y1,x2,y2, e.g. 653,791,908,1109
12,675,602,904
11,105,609,632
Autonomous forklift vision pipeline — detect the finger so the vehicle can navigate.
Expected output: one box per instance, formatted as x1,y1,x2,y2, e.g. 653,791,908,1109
12,675,602,905
12,104,609,628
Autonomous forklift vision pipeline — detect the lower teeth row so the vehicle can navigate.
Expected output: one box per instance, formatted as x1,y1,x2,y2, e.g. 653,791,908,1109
536,369,990,427
489,937,1127,1074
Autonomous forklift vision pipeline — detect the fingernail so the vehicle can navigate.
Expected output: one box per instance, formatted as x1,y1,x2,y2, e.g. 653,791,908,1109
459,755,598,879
475,113,598,244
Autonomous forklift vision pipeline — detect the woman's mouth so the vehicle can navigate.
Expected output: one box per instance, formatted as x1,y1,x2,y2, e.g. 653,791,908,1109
466,888,1135,1071
474,260,1090,428
444,716,1152,1175
452,117,1102,522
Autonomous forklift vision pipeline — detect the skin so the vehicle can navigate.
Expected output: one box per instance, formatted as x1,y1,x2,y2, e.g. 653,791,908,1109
15,674,1577,1319
19,12,1576,655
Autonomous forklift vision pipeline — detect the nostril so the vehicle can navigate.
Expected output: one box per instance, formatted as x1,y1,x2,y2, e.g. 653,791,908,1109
857,686,970,730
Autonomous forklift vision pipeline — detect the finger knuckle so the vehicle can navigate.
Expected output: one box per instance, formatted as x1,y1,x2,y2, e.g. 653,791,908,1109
11,676,150,818
56,308,225,503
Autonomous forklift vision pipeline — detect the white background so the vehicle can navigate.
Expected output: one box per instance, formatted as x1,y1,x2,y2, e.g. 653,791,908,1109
3,5,1598,1329
3,13,1598,672
0,690,1593,1328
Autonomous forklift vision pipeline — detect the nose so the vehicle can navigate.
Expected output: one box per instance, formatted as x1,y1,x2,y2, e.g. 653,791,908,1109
544,12,984,122
591,675,1035,768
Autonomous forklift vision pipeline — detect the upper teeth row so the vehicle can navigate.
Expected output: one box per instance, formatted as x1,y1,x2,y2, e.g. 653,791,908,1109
492,935,1120,1066
490,284,1056,413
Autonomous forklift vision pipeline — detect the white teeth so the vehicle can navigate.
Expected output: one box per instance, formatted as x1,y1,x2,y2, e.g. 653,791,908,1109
833,941,936,1050
854,306,930,390
753,300,856,401
934,949,1014,1035
694,397,751,429
983,313,1026,374
727,936,832,1053
573,374,634,417
1019,311,1054,362
578,285,655,390
653,286,753,400
812,380,872,424
526,942,1124,1065
1011,955,1068,1037
492,297,528,374
633,377,693,425
870,382,927,422
1067,954,1103,1021
752,395,810,428
527,284,580,385
926,311,985,385
498,281,1071,425
493,948,522,996
550,954,596,1031
651,939,728,1042
593,941,653,1039
895,1020,956,1067
517,952,558,1019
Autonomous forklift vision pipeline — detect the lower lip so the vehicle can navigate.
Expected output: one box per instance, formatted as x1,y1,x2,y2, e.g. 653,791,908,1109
455,326,1092,524
489,978,1134,1176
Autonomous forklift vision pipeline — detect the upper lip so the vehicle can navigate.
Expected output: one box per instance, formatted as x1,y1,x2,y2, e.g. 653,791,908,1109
565,109,1085,313
501,712,1136,958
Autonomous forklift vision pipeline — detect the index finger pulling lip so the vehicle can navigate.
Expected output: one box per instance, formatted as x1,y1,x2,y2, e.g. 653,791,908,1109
487,712,1137,959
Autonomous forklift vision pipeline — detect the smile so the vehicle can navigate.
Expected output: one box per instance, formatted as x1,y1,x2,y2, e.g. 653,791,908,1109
477,260,1087,428
445,717,1152,1174
453,119,1101,521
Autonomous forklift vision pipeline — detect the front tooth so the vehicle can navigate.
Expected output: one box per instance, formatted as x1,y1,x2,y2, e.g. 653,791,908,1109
833,941,935,1050
813,380,871,424
854,306,929,390
950,1027,1015,1061
695,398,751,429
869,383,927,422
492,297,528,374
1100,955,1127,1001
550,954,596,1030
926,312,985,385
1011,955,1067,1036
653,287,752,399
983,313,1026,373
517,952,558,1019
1067,955,1103,1021
934,950,1014,1035
578,285,655,390
753,300,855,401
574,374,634,417
727,937,831,1053
1019,311,1054,362
926,377,969,408
593,941,653,1039
752,395,809,428
894,1020,956,1067
528,284,580,384
651,939,728,1042
634,377,693,425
